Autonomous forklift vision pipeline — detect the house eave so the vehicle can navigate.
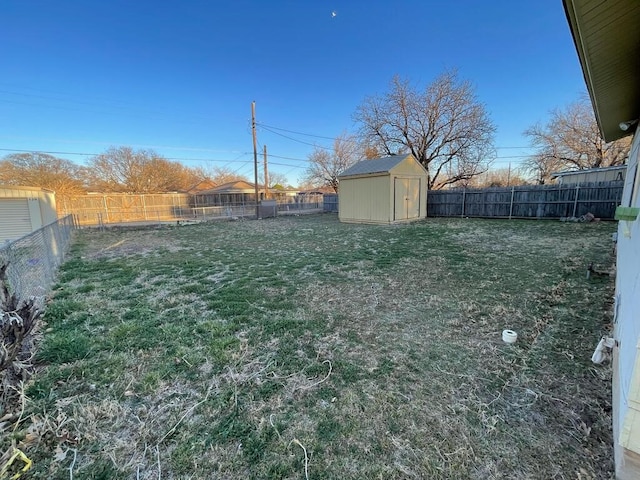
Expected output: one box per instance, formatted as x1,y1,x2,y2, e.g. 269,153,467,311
563,0,640,142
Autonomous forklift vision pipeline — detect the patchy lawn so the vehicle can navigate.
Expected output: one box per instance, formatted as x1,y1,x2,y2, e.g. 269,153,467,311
6,215,616,479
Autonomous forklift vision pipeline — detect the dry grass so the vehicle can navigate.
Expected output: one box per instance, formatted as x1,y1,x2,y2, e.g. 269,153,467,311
3,215,616,479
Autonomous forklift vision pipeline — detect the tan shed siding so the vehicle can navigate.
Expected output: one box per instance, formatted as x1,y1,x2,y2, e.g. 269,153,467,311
420,177,427,217
338,154,427,224
339,175,390,223
0,187,58,242
368,176,391,222
39,191,58,225
389,156,429,177
0,198,33,243
389,156,428,221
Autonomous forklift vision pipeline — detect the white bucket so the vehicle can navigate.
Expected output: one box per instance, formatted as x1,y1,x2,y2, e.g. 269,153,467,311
502,329,518,344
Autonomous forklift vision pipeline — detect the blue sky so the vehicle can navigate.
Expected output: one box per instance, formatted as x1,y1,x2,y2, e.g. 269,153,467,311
1,1,586,185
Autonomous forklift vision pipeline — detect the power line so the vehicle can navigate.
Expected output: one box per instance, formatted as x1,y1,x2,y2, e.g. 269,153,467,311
0,147,255,164
269,161,306,169
260,125,334,151
257,121,533,151
0,147,306,172
256,123,336,140
0,135,246,155
268,153,309,162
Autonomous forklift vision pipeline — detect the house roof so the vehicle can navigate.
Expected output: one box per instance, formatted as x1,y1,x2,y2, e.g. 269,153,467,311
185,179,217,194
563,0,640,142
197,181,257,194
551,164,627,178
338,154,417,178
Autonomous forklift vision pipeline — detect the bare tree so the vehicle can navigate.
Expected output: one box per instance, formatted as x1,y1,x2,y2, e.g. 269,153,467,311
304,134,361,192
0,152,86,195
354,71,496,189
209,166,249,185
524,97,631,184
265,171,289,189
468,167,529,188
86,146,207,193
87,147,153,192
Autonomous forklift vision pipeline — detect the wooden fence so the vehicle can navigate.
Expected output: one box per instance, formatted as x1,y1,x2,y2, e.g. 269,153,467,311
427,182,624,219
323,194,339,212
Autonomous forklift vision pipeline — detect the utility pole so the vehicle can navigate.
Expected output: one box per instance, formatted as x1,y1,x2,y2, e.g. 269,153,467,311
252,101,259,218
263,144,269,200
507,162,512,187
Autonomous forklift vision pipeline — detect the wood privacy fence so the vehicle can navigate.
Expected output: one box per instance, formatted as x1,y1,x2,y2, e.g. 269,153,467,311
427,182,624,219
323,194,339,212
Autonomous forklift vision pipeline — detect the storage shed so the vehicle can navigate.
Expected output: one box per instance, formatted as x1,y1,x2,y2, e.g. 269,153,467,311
338,154,427,224
0,186,57,243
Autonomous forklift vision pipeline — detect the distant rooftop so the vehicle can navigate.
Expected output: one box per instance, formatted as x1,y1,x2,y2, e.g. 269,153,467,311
551,164,627,178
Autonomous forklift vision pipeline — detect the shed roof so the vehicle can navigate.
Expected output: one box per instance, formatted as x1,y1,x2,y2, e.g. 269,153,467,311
563,0,640,142
551,164,628,179
0,185,54,193
338,154,417,178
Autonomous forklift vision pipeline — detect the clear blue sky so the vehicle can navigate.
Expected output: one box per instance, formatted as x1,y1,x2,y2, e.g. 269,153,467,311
1,1,586,185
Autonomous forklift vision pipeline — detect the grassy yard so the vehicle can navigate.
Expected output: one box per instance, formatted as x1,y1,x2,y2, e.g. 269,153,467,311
8,215,616,479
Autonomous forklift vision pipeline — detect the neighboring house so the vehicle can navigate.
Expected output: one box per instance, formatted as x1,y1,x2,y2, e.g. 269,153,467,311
563,1,640,478
0,185,57,243
184,179,217,194
298,186,335,195
193,181,263,206
337,154,428,224
552,165,627,185
192,181,304,207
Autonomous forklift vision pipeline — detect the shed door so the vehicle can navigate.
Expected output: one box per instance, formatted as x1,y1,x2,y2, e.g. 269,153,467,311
394,178,420,221
0,198,33,243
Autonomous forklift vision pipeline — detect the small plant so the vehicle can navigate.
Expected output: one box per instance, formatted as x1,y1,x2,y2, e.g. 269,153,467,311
0,262,41,377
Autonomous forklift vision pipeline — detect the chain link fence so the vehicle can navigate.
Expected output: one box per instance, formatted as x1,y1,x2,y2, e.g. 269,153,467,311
59,193,324,226
0,215,75,308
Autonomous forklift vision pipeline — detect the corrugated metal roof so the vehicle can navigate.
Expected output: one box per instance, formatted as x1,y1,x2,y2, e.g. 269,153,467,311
551,164,628,178
338,155,412,178
0,185,53,193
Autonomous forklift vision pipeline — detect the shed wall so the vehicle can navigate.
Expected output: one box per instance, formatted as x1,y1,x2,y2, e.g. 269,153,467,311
339,175,390,224
0,187,57,242
388,156,427,221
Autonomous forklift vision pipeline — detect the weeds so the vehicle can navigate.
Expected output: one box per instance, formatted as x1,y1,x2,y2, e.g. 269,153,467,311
8,216,617,478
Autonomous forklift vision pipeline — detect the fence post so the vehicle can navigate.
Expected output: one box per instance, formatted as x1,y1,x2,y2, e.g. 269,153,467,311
572,184,580,218
509,186,515,220
461,189,466,218
142,194,148,220
103,195,109,223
